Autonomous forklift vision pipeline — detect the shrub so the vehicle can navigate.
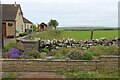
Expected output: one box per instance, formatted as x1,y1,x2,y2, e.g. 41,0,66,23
41,48,49,53
54,53,65,59
49,47,70,56
87,46,105,57
66,50,84,60
4,43,17,51
82,51,93,60
22,50,41,59
7,35,14,38
56,48,69,55
19,32,28,37
87,45,119,57
109,45,118,55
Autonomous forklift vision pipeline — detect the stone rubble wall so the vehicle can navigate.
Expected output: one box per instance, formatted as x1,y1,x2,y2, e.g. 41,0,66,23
16,37,120,51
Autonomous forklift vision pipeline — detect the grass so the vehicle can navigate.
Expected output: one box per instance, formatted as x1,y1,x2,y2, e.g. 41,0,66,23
4,42,17,51
33,29,119,40
57,69,119,78
2,72,20,78
48,45,118,60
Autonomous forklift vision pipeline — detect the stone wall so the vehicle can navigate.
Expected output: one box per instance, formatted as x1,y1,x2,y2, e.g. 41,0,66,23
16,37,119,51
16,38,39,51
1,56,119,72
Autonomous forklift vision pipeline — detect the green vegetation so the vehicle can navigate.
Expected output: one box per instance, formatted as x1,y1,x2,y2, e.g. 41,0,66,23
48,45,118,60
40,48,49,53
19,32,29,37
48,19,59,30
49,47,70,59
58,69,119,78
67,50,84,60
4,43,17,51
2,72,20,78
22,50,41,59
3,42,118,60
33,29,118,40
61,27,118,31
87,45,119,57
81,51,93,60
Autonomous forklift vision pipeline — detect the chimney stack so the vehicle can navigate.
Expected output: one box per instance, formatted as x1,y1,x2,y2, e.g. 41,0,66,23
14,1,17,7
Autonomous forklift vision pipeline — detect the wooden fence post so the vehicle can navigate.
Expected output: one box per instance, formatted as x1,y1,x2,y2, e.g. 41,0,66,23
90,30,94,40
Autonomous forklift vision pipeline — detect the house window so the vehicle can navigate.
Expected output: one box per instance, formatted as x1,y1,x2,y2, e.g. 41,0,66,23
8,23,13,27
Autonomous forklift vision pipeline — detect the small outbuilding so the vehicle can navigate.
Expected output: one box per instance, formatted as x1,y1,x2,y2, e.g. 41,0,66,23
38,22,47,31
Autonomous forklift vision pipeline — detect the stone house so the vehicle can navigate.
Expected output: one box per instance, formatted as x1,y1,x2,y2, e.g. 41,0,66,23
23,17,33,32
2,4,32,37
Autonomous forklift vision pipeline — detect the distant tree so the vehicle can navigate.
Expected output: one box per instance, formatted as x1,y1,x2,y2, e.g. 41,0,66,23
48,19,59,30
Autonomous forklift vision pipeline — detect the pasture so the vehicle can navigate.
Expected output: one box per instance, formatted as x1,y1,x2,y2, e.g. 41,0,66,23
33,29,119,40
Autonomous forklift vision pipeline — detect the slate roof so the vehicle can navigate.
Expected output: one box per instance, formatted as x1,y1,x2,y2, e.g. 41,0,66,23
2,4,23,21
23,17,32,24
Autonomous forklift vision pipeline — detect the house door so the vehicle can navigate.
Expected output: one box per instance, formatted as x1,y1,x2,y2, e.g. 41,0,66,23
2,23,6,37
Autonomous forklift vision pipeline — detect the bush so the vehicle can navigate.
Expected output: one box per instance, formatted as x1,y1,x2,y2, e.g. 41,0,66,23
87,45,119,57
40,48,49,53
82,51,93,60
19,32,28,37
49,47,70,56
7,35,14,38
54,53,65,59
66,49,93,60
4,43,17,51
66,50,84,60
109,45,118,55
22,50,41,59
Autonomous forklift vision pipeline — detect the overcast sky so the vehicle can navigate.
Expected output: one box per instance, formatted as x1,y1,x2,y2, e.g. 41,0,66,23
1,0,119,27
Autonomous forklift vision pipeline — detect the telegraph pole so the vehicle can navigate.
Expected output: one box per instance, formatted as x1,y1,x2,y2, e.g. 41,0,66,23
0,0,2,79
0,1,2,52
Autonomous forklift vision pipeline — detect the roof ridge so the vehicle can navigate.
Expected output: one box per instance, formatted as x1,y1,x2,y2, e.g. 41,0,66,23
2,4,20,5
23,17,33,24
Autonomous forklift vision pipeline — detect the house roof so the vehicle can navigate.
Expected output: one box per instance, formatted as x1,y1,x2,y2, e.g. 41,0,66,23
23,17,33,24
39,22,47,27
2,4,23,21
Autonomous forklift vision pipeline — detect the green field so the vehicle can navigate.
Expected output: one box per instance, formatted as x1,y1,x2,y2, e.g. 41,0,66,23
33,29,119,40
